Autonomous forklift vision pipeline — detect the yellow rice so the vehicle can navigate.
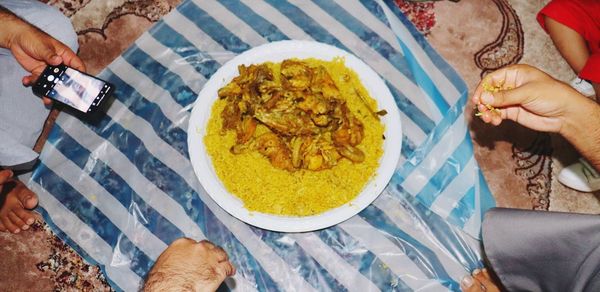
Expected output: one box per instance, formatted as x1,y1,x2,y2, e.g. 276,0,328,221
204,58,385,216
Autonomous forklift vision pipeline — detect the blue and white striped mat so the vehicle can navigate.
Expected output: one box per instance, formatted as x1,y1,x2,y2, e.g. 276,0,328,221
27,0,495,291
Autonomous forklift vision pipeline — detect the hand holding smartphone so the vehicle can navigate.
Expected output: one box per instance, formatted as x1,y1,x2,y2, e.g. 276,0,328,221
32,64,114,113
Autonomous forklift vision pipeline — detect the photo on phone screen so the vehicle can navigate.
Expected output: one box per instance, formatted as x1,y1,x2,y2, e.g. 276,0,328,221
33,64,114,113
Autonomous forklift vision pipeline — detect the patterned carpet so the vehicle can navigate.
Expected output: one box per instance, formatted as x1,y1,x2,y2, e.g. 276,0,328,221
1,0,597,290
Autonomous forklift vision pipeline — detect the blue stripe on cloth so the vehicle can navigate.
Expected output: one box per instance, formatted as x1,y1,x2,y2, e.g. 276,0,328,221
217,0,289,42
317,226,412,291
71,105,279,290
202,209,280,291
391,188,482,271
176,0,251,53
264,0,347,50
395,92,467,181
380,0,466,92
31,164,155,279
415,131,473,207
122,44,199,107
312,0,415,80
387,80,435,134
251,228,347,291
359,0,390,28
396,38,449,114
147,22,221,79
35,207,126,292
103,70,189,157
402,135,416,159
358,205,460,291
447,187,476,228
47,125,186,243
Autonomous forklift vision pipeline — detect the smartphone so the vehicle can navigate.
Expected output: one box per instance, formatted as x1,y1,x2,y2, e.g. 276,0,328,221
33,64,114,113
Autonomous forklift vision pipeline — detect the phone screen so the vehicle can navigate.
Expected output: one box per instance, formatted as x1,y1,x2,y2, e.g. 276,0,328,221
46,67,105,112
34,65,113,113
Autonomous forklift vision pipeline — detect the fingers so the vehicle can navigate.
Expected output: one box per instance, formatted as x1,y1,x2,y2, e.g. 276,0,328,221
214,246,229,262
198,240,235,277
42,97,53,105
64,53,86,73
460,269,501,292
53,41,86,73
218,260,236,277
471,64,547,106
460,274,480,292
36,40,62,66
473,269,501,292
487,85,534,108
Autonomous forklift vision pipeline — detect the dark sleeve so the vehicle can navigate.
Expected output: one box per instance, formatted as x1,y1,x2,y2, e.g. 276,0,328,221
482,207,600,292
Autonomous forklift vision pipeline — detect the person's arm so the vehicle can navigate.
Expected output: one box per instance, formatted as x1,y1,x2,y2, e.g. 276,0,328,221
559,97,600,170
0,5,26,47
472,64,600,171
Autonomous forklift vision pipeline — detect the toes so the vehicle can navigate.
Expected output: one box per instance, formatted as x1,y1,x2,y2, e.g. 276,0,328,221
13,208,35,226
0,215,20,234
0,169,13,184
8,211,28,231
14,183,38,209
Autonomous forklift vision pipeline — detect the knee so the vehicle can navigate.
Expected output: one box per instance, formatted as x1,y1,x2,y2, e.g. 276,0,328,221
9,1,79,52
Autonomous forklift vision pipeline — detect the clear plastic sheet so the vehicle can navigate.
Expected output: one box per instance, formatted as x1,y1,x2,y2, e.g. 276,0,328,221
28,0,494,291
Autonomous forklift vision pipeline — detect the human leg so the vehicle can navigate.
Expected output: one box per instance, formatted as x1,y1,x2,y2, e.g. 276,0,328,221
0,0,78,233
544,16,590,75
537,0,600,98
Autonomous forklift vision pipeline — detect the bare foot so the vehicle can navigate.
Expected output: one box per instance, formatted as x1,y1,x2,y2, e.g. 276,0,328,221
460,268,501,292
0,169,39,233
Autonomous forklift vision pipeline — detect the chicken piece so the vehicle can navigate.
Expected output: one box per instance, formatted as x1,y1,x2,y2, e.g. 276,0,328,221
236,116,257,144
297,93,332,115
281,60,312,90
256,133,294,171
332,103,364,147
311,65,340,99
254,109,320,136
218,82,242,99
290,136,304,169
221,101,241,132
294,135,340,171
337,145,365,163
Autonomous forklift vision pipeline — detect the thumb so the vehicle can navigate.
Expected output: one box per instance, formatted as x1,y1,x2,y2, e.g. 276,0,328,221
36,42,62,65
480,85,532,108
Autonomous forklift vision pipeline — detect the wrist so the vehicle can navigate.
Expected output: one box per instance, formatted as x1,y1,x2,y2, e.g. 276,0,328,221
0,6,29,49
560,96,599,139
560,96,600,169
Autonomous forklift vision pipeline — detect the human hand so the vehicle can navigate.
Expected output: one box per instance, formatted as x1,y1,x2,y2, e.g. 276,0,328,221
4,19,85,105
460,268,501,292
471,64,591,134
144,238,236,292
